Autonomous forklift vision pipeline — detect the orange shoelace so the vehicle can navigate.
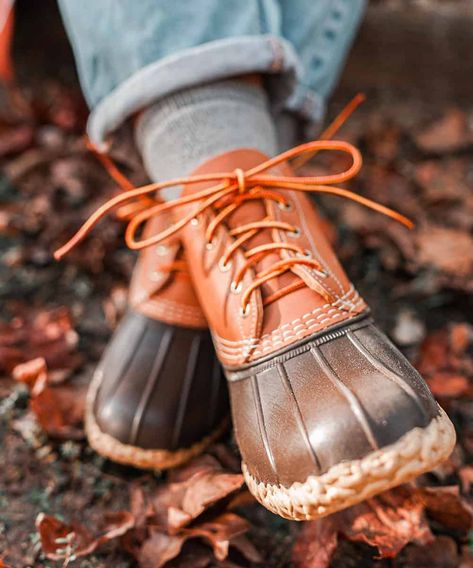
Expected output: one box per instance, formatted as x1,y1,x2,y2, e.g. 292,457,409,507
85,138,190,279
56,96,413,314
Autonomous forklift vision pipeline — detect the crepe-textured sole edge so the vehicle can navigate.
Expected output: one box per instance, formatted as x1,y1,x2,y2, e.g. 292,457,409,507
85,370,229,470
242,407,456,521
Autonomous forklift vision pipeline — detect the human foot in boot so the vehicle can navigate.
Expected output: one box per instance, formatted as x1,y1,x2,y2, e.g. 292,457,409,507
62,143,455,517
85,211,228,470
57,85,455,517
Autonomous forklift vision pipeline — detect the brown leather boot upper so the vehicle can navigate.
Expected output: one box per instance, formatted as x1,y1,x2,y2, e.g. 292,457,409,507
128,215,207,329
151,147,444,490
59,140,451,499
178,149,368,367
88,211,227,463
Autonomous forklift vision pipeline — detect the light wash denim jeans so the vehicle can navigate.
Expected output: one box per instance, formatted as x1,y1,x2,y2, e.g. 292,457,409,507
58,0,366,149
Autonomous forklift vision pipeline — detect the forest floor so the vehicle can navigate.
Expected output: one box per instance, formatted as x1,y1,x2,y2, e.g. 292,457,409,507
1,6,473,567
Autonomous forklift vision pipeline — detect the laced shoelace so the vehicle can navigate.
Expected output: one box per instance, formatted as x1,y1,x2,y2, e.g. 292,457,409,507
85,138,190,280
56,96,413,315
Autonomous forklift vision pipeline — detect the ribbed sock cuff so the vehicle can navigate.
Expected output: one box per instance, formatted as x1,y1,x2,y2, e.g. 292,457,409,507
135,79,278,199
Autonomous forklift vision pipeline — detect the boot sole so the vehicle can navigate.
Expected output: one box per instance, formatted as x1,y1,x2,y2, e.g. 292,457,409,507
85,369,229,470
242,406,456,520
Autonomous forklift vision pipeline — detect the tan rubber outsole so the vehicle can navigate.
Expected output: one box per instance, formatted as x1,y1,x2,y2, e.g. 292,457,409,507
243,407,456,521
85,370,229,470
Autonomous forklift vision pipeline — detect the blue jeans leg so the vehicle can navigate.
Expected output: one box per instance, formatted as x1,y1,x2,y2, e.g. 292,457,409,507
58,0,366,147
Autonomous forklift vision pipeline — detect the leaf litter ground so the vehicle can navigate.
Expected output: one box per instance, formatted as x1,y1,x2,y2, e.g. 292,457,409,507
1,36,473,568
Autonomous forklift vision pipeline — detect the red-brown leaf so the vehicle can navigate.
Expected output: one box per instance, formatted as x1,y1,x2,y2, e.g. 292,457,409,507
414,109,473,154
0,307,81,375
128,454,251,567
138,530,186,568
293,486,434,564
36,513,96,561
29,381,86,439
418,486,473,532
292,518,339,568
13,356,86,439
152,455,244,531
36,511,134,561
12,357,48,393
415,226,473,278
337,488,433,557
137,512,251,568
427,372,470,398
130,483,154,531
95,512,136,546
180,471,245,521
417,323,473,399
459,465,473,494
183,512,249,561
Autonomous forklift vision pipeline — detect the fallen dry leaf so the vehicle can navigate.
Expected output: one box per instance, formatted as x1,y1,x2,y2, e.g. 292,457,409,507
138,530,185,568
0,307,81,376
426,372,470,398
182,512,249,561
418,486,473,532
30,378,86,439
137,513,253,568
414,159,473,208
36,513,96,561
417,323,473,399
228,534,262,564
459,545,473,567
36,511,134,561
125,453,252,567
151,455,244,532
415,225,473,278
12,357,48,394
458,466,473,494
292,517,339,568
414,109,473,154
293,484,473,567
334,487,433,557
13,357,86,439
292,486,433,566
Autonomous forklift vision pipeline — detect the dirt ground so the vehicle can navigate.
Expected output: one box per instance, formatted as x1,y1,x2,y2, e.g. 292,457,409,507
1,3,473,567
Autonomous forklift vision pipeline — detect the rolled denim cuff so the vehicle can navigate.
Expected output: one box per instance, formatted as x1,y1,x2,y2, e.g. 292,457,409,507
87,35,326,150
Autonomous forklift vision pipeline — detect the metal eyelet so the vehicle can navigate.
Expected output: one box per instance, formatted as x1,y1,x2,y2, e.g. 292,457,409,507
278,201,293,212
288,227,301,238
218,258,232,272
190,217,200,227
205,240,216,251
296,249,312,259
240,304,251,318
230,281,242,294
150,270,163,282
155,244,169,256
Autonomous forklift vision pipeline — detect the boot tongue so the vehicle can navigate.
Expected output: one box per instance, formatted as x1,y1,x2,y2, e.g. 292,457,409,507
185,149,301,300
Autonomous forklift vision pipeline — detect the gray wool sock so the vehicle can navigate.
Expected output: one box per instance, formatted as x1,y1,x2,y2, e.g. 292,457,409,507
135,79,278,200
